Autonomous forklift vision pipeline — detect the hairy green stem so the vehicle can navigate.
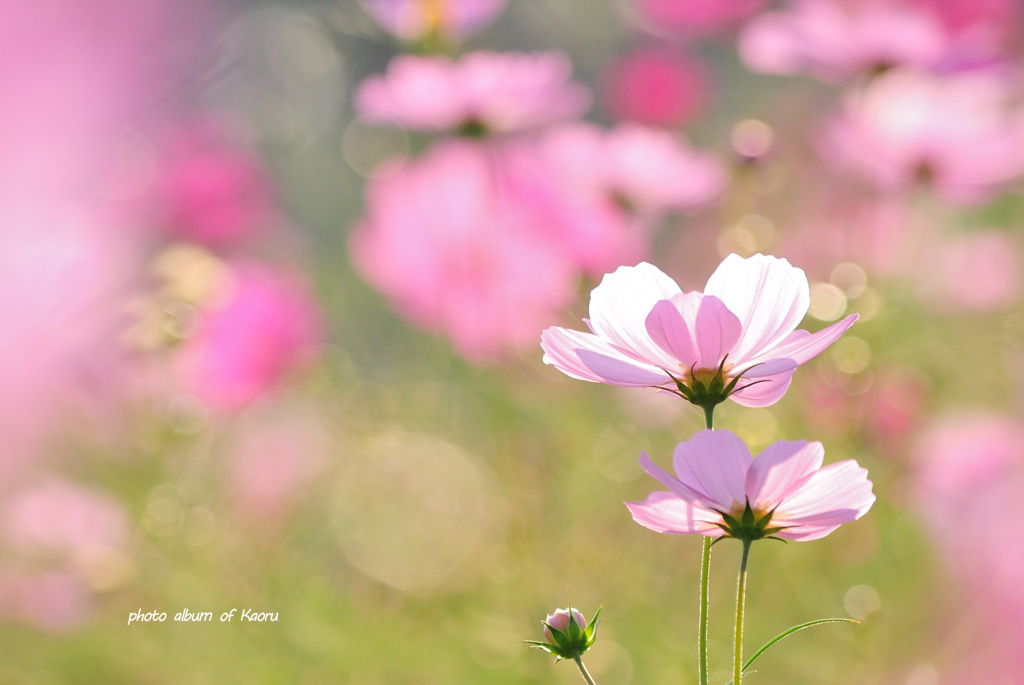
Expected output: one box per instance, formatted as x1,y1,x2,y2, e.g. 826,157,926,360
573,656,597,685
698,406,714,685
734,540,752,685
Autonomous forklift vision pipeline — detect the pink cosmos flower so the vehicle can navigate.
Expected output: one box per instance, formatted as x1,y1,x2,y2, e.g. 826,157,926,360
627,429,875,541
350,140,578,361
176,261,324,411
152,116,277,251
821,67,1024,204
355,51,590,134
630,0,769,36
358,0,507,42
914,229,1021,311
541,254,858,408
739,0,949,82
601,46,710,127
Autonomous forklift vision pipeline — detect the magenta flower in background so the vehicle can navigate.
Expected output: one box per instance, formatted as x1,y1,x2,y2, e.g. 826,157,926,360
351,140,578,361
627,429,875,541
601,46,710,127
358,0,507,42
153,116,277,251
821,67,1024,204
176,261,324,411
355,51,591,134
914,229,1021,311
739,0,949,82
541,254,858,407
630,0,768,36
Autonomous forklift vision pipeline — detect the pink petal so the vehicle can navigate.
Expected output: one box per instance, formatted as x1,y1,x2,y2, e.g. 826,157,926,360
756,314,859,365
639,452,702,501
746,440,825,507
625,491,725,536
541,326,667,386
772,460,875,540
728,364,797,408
645,296,701,368
587,262,683,369
671,429,751,510
703,253,809,363
693,294,743,368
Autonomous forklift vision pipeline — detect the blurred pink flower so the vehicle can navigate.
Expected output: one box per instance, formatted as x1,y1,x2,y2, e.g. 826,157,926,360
176,261,324,411
914,0,1020,44
1,480,130,565
627,429,875,541
914,229,1021,311
358,0,507,42
630,0,768,36
541,254,858,407
821,67,1024,203
153,117,277,251
0,569,93,633
351,140,577,361
739,0,949,82
601,46,710,127
355,52,590,134
506,123,723,276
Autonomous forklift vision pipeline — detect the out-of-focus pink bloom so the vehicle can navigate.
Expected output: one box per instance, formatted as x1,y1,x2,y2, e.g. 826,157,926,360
0,569,93,633
224,411,329,523
739,0,949,82
541,254,858,407
506,123,723,276
630,0,769,36
821,68,1024,204
914,0,1020,43
601,46,709,127
351,140,577,361
543,607,586,642
914,229,1021,311
355,52,590,134
627,429,875,541
153,117,277,251
176,261,324,411
358,0,507,42
1,480,130,566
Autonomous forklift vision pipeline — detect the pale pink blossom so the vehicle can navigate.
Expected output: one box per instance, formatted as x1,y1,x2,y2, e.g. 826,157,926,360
739,0,949,82
176,261,324,411
543,607,586,642
0,569,93,633
358,0,507,42
541,254,858,407
821,67,1024,203
627,429,875,541
351,140,578,361
601,46,710,127
355,51,590,134
914,229,1021,311
630,0,768,36
153,116,277,250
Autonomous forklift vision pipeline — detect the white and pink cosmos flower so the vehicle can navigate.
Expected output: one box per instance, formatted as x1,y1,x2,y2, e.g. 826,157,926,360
358,0,507,42
739,0,950,82
627,429,875,542
541,254,858,408
821,67,1024,204
355,51,590,134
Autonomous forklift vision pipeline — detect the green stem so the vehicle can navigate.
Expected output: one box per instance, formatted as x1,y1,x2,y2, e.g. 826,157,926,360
698,536,711,685
573,656,597,685
697,405,714,685
734,540,752,685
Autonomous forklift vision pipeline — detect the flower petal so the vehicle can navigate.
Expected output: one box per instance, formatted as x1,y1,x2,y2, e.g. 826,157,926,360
541,326,667,386
728,364,797,408
645,295,701,368
772,460,875,540
755,314,859,365
587,262,682,368
671,429,751,510
625,491,725,536
746,440,825,507
693,294,743,368
704,253,809,362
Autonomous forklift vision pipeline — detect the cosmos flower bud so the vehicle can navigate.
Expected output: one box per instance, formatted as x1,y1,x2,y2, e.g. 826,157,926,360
525,606,601,661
